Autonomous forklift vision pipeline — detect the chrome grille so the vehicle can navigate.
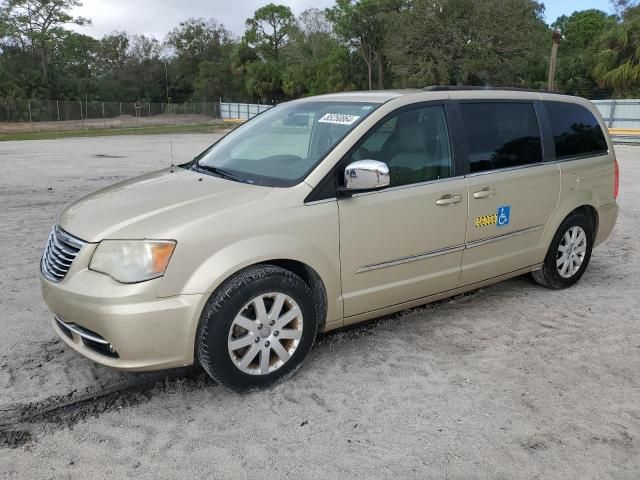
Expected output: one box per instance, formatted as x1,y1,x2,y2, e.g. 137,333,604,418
41,226,85,282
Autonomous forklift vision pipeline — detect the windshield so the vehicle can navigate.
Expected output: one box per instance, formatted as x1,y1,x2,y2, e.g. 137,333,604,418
191,101,379,187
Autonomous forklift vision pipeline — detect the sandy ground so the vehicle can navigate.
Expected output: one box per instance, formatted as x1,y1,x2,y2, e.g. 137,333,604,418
0,134,638,479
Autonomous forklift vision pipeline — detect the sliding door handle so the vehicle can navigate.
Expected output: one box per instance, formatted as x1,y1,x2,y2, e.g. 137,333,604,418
473,188,497,199
435,194,462,206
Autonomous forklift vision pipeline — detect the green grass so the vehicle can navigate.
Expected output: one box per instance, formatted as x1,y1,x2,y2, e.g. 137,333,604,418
0,122,233,141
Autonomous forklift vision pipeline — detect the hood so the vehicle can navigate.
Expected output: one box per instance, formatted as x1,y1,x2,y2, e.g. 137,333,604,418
58,167,272,242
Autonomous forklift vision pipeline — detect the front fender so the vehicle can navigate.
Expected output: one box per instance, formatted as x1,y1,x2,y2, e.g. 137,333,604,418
156,197,342,327
186,234,336,293
195,235,339,326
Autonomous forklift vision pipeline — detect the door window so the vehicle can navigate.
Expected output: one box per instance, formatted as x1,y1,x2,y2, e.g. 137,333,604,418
544,101,608,159
461,102,542,173
349,106,452,187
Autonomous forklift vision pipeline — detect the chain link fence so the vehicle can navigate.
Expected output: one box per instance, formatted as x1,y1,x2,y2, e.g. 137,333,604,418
0,99,225,133
4,97,640,143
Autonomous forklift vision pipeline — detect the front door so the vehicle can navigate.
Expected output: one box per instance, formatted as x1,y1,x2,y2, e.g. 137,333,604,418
338,104,468,318
458,101,561,285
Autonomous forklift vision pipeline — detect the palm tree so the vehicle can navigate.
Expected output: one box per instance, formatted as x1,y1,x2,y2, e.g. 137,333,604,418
594,8,640,97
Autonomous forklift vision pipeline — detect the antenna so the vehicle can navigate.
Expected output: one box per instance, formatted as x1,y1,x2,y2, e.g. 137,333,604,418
169,134,175,172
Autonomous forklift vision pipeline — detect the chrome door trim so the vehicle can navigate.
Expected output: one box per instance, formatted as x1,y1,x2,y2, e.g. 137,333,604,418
555,151,610,163
355,244,465,273
465,225,544,249
464,152,609,178
355,224,544,273
304,198,337,206
465,162,551,178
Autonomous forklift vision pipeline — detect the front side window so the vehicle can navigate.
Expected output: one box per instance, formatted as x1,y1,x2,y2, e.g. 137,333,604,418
348,105,452,187
461,102,542,173
544,101,608,159
192,101,378,186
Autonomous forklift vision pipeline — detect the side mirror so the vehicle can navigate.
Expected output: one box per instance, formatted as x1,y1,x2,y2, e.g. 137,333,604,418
342,160,390,193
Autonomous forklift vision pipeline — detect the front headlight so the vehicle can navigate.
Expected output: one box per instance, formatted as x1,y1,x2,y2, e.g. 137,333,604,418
89,240,176,283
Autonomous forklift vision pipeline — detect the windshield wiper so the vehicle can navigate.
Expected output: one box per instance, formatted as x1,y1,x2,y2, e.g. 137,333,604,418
191,162,250,184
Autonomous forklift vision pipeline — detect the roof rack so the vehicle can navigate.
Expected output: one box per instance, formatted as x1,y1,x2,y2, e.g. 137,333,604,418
423,85,561,94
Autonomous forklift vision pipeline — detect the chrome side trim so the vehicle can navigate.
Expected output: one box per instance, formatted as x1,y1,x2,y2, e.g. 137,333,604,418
355,244,465,273
465,225,544,249
55,316,110,345
465,162,550,177
304,198,337,206
355,225,544,273
555,151,609,163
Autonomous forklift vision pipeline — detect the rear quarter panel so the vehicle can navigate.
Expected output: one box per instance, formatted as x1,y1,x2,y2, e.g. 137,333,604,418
538,95,617,252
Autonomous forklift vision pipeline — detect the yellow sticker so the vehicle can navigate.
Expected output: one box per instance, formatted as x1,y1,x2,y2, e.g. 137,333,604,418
475,214,497,228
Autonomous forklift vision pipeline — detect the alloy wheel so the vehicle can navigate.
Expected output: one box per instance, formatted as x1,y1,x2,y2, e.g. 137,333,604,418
227,292,303,375
556,226,587,279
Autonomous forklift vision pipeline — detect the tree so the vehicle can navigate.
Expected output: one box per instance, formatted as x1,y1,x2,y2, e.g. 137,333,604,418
167,18,234,102
611,0,639,16
553,10,616,51
326,0,399,90
245,3,296,61
0,0,90,93
594,6,640,96
281,8,359,96
51,31,98,98
551,10,616,96
388,0,548,88
242,4,296,102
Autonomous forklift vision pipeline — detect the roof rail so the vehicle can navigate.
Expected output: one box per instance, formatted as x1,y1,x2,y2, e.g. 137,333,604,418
423,85,562,95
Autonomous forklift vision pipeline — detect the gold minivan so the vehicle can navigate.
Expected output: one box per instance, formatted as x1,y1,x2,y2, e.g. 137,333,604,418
40,88,619,390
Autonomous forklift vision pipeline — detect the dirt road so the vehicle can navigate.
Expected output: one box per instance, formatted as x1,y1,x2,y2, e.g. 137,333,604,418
1,135,638,479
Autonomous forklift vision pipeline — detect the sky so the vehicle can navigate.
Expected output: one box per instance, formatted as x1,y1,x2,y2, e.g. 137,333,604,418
69,0,615,41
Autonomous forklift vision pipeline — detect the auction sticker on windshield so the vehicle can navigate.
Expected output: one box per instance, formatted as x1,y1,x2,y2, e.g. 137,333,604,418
318,113,361,125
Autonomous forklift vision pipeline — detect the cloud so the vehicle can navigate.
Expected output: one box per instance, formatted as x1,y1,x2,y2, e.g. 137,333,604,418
70,0,336,40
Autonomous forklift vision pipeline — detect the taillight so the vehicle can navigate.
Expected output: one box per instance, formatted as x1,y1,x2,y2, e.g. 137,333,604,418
614,159,620,199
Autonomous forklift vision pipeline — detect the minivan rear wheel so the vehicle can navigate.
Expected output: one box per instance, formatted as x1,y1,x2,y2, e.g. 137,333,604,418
532,212,593,289
196,265,318,391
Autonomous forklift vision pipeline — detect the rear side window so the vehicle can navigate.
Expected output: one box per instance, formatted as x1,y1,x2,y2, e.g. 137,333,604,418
460,102,542,173
544,101,608,159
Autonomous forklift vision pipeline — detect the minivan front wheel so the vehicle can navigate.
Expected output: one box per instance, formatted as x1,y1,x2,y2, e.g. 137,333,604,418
196,265,318,391
532,212,593,289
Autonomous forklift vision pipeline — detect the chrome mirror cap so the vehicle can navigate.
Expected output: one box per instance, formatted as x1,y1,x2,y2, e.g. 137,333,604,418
343,160,390,192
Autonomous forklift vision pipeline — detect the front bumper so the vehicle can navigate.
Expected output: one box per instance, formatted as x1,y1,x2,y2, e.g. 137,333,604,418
41,268,204,371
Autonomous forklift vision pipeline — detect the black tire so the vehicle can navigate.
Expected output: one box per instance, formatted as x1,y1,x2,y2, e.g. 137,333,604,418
532,212,594,289
196,265,318,392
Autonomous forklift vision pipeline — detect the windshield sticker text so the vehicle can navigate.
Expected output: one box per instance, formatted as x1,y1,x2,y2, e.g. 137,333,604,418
318,113,361,125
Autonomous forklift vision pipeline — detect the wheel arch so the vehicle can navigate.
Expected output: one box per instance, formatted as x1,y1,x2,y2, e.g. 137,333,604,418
257,259,328,330
541,200,599,255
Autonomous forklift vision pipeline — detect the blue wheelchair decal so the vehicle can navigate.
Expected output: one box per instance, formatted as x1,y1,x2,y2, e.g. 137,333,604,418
497,205,511,227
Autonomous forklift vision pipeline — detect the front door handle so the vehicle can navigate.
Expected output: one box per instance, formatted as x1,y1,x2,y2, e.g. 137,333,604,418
473,188,497,199
435,194,462,206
